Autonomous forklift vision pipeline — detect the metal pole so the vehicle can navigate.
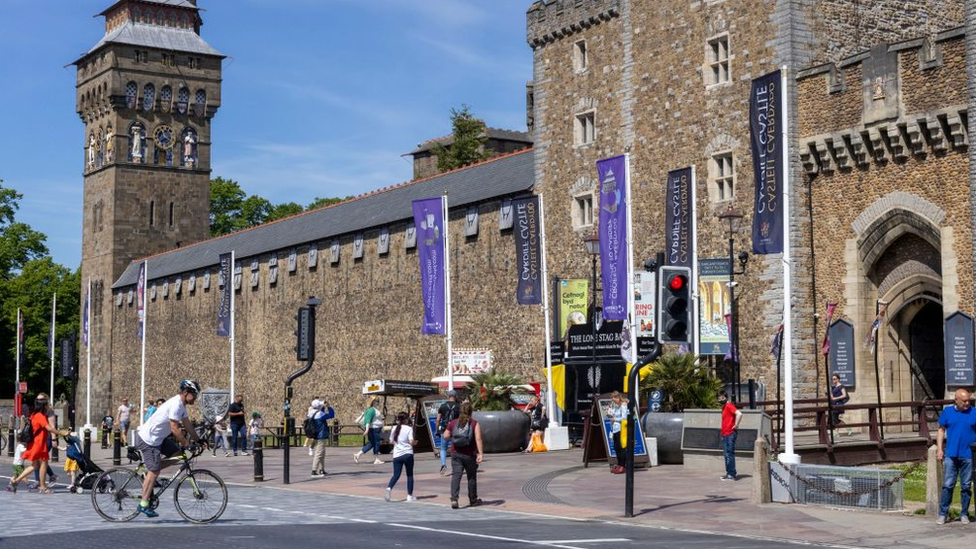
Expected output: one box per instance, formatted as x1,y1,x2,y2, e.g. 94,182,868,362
728,235,738,402
779,66,800,464
15,308,21,413
623,154,639,411
690,165,700,357
443,193,454,391
139,261,148,434
85,278,92,431
283,296,320,484
539,196,558,427
873,300,885,440
824,314,836,446
775,325,783,451
50,293,56,400
625,342,662,518
230,250,236,400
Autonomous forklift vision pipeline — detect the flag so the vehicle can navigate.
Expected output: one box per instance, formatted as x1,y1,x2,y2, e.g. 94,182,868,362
412,197,447,335
750,70,785,255
513,196,543,305
770,323,784,358
82,284,90,347
217,252,232,337
723,313,738,362
47,295,56,358
596,155,630,320
620,323,635,364
820,302,837,355
17,308,25,366
137,261,146,340
665,167,694,267
865,302,887,351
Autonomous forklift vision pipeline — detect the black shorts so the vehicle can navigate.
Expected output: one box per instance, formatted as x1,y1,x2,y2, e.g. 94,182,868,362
137,437,181,473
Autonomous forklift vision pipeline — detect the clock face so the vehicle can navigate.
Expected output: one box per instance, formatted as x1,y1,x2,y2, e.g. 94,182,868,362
154,125,175,149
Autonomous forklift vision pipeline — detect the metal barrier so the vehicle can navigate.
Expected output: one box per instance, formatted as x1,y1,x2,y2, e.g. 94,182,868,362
771,462,906,511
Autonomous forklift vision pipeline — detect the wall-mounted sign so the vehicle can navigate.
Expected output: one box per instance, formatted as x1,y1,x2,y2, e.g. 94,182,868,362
353,233,365,259
499,199,514,230
944,311,975,387
828,319,855,388
287,249,297,272
308,243,318,268
465,206,479,237
378,227,390,255
405,222,417,249
698,258,731,356
330,239,340,264
450,348,493,376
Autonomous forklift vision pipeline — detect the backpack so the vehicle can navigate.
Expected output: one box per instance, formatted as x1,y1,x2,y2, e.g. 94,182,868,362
18,416,35,444
302,416,317,439
452,420,473,448
438,402,459,434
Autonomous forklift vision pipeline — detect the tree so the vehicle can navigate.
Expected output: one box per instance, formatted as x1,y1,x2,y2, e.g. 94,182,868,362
307,196,348,211
639,353,722,413
209,177,344,235
0,180,48,281
267,202,304,222
432,105,493,173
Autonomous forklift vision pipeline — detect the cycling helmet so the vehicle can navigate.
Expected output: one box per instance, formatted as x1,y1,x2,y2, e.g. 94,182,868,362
179,379,201,394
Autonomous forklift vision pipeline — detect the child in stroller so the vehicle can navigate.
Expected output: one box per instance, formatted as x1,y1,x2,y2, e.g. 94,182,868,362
62,434,104,494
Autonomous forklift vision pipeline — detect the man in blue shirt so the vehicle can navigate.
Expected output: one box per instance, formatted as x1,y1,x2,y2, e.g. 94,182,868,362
937,388,976,525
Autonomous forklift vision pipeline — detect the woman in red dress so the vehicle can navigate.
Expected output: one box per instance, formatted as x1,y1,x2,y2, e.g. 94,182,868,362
6,393,69,494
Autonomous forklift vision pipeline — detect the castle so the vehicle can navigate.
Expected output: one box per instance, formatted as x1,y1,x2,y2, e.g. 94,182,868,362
77,0,975,430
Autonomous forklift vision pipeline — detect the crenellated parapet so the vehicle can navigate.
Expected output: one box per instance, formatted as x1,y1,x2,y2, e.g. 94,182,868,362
525,0,619,50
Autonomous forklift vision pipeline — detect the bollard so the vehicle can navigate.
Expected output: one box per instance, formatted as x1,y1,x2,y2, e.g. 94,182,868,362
926,444,941,517
253,437,264,482
101,426,109,449
112,429,121,466
7,419,14,458
751,438,771,504
50,417,59,463
83,428,92,461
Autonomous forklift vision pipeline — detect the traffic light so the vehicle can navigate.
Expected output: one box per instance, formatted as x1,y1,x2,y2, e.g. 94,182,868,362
295,306,313,361
657,265,692,344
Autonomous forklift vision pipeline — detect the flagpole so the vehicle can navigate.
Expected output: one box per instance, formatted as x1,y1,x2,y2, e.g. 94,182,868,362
15,308,21,412
140,261,148,434
443,193,454,391
50,293,56,401
779,67,800,464
624,154,639,408
85,278,92,430
539,195,556,427
230,250,236,400
691,165,700,357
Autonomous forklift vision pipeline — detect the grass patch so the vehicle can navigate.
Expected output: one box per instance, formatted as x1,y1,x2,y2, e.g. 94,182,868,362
889,463,964,517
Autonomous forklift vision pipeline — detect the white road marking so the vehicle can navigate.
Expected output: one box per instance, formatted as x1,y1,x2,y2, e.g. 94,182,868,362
536,540,630,544
387,522,584,549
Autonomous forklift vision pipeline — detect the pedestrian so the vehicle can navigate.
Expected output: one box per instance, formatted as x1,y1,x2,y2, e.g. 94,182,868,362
385,411,417,502
59,438,81,493
936,388,976,525
524,394,548,453
304,399,318,456
435,391,460,475
144,400,157,423
309,399,335,477
827,375,852,436
227,395,249,456
249,411,264,449
719,390,742,481
353,396,385,465
117,397,133,443
607,391,628,474
212,416,230,457
101,409,114,432
11,441,26,482
442,401,484,509
6,393,70,493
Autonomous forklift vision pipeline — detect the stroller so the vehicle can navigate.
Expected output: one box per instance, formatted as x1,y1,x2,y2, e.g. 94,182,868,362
63,434,104,494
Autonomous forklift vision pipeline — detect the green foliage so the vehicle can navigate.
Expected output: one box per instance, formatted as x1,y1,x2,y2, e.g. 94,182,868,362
307,196,350,210
639,353,722,413
432,105,493,173
210,177,345,236
0,180,48,281
468,369,528,411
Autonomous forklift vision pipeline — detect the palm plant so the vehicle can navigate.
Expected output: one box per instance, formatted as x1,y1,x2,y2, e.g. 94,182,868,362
468,370,528,411
640,353,722,413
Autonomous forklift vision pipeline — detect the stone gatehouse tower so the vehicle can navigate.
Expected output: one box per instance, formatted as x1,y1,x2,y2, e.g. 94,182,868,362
75,0,224,419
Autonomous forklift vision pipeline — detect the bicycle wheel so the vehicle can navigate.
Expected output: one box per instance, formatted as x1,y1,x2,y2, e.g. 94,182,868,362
173,469,227,524
91,468,142,522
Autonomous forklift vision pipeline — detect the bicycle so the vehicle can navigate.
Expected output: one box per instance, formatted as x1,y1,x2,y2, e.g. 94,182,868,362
90,437,227,524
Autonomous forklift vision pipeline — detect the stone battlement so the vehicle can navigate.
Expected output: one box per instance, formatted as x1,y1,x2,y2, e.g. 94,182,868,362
525,0,619,49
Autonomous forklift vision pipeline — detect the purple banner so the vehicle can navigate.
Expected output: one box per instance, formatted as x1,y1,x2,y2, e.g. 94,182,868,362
413,197,446,334
750,70,785,255
514,196,542,305
665,167,694,267
596,155,629,321
217,253,232,337
82,285,89,347
136,262,146,340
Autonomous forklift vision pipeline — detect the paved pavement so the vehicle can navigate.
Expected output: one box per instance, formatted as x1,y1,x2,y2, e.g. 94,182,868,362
0,441,969,549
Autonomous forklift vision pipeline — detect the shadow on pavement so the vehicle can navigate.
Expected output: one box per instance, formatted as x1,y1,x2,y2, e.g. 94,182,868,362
638,494,743,516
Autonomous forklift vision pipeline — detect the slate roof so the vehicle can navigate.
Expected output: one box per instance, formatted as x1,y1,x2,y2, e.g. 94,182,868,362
75,21,223,64
405,128,532,156
112,149,535,289
99,0,199,16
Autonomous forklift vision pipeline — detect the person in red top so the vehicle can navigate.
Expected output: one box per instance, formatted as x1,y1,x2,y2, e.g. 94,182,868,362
719,390,743,481
6,393,69,494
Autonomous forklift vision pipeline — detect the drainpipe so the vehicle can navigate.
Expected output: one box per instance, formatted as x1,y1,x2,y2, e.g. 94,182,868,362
967,1,976,332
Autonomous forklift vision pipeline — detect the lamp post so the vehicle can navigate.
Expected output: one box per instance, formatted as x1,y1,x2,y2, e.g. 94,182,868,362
583,232,600,411
717,204,748,403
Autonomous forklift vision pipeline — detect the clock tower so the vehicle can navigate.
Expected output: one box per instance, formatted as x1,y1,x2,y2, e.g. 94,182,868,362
75,0,224,419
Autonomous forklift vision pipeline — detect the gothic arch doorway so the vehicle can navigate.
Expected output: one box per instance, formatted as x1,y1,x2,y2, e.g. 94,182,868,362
908,301,944,401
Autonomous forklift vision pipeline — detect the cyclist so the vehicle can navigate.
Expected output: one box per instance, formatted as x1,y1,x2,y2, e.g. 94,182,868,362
135,379,205,518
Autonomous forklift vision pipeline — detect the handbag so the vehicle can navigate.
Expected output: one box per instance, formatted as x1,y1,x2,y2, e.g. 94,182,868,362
354,411,365,426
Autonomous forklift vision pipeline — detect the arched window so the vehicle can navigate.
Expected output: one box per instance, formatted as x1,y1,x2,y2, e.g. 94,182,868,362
160,85,172,113
125,81,138,109
149,200,155,226
142,83,155,112
133,7,141,23
177,87,189,115
194,89,206,116
180,127,198,168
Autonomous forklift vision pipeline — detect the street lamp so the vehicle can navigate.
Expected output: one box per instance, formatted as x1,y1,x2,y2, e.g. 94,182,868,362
717,204,748,403
583,231,600,415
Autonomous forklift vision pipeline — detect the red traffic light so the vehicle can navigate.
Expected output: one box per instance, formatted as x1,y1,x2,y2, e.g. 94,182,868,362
668,274,687,291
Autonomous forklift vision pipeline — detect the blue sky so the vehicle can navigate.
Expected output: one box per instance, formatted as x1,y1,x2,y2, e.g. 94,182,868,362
0,0,532,269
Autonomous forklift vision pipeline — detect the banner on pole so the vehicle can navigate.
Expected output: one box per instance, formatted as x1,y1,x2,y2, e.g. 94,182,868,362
217,253,232,337
698,258,731,356
412,197,446,334
82,285,90,347
513,196,543,305
136,262,146,340
596,155,629,320
557,279,588,339
634,271,656,338
47,296,56,358
61,337,76,377
750,70,785,255
665,167,694,267
17,309,25,366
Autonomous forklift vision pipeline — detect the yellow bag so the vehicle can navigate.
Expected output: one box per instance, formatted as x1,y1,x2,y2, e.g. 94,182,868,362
529,432,548,453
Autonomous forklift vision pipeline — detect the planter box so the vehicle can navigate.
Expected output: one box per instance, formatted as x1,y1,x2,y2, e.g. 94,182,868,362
472,410,530,453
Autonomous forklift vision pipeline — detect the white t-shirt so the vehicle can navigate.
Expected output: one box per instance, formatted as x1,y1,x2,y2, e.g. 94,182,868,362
391,425,415,459
13,443,26,465
118,404,132,422
137,395,187,446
